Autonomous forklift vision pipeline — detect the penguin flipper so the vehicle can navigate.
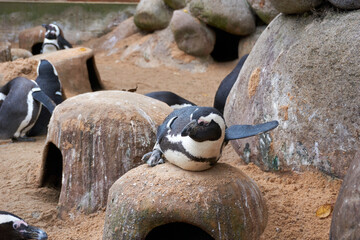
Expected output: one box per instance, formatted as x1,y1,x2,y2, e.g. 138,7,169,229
32,89,56,114
225,120,279,141
58,35,72,49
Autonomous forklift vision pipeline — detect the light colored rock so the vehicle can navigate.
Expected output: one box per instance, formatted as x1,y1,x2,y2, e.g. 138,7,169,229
189,0,256,36
247,0,280,24
328,0,360,10
269,0,324,14
18,26,45,54
238,25,266,57
170,9,215,57
330,152,360,239
40,91,173,214
103,163,267,240
225,6,360,179
134,0,173,31
11,48,33,61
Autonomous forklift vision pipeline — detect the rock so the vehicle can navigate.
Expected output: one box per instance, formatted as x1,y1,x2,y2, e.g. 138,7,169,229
224,6,360,179
39,91,173,214
103,163,267,240
134,0,173,31
18,26,45,55
247,0,280,24
11,48,33,61
0,42,11,62
31,47,103,98
328,0,360,10
269,0,324,14
189,0,256,36
164,0,187,10
0,58,38,86
238,26,266,57
170,9,215,57
330,152,360,239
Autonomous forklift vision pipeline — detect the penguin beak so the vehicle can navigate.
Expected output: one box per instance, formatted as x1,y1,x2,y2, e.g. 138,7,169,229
181,119,197,137
18,225,48,240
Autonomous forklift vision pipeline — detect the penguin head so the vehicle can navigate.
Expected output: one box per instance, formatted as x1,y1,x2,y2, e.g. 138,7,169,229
37,59,58,79
181,107,225,142
0,211,48,240
42,23,61,38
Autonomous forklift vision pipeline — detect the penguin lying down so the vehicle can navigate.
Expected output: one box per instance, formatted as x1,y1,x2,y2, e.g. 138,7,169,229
142,106,278,171
0,77,56,142
0,210,47,240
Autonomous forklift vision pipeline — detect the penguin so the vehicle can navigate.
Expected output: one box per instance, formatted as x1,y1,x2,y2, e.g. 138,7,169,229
145,91,196,109
142,106,278,171
0,210,47,240
41,23,72,54
0,77,56,141
213,54,249,115
27,59,63,136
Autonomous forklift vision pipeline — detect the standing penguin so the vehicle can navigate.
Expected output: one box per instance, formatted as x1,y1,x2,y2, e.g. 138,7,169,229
142,106,278,171
0,77,56,141
41,23,72,54
27,59,63,136
0,211,47,240
213,54,249,115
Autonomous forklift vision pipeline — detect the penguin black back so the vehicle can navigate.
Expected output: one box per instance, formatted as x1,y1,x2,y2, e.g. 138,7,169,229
145,91,196,109
213,54,248,114
0,210,47,240
27,60,63,136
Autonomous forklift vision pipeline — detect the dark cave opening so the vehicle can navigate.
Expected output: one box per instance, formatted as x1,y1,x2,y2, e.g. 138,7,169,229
31,42,43,55
210,27,241,62
39,142,63,191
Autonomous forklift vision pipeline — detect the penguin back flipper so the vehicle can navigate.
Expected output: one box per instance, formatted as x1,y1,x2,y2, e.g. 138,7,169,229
58,35,72,49
32,89,56,114
225,120,279,141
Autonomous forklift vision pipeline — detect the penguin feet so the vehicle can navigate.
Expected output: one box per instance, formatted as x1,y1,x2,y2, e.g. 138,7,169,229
11,136,36,142
141,149,165,167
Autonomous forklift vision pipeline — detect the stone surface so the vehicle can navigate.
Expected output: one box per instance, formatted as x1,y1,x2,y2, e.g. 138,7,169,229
18,26,45,54
328,0,360,10
40,91,172,214
224,6,360,179
11,48,33,61
103,163,267,240
330,152,360,239
238,26,266,57
269,0,323,14
164,0,187,9
31,47,103,98
189,0,256,36
134,0,173,31
0,42,11,63
170,9,215,57
247,0,280,24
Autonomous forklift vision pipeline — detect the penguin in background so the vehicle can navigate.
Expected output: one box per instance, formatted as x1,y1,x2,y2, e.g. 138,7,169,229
0,77,56,142
213,54,249,115
27,59,63,136
142,106,278,171
41,23,72,54
0,210,48,240
145,91,196,109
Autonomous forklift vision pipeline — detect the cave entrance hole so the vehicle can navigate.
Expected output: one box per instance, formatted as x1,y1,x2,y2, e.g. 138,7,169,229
145,222,214,240
86,56,103,91
40,142,63,191
210,27,241,62
31,42,43,55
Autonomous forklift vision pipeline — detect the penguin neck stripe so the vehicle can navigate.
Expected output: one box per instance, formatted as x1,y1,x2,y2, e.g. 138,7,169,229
0,92,6,101
0,214,21,224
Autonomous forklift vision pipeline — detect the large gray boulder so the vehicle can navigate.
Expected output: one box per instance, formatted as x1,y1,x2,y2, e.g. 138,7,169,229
134,0,173,31
225,6,360,179
269,0,323,14
330,152,360,239
189,0,256,36
247,0,280,24
328,0,360,10
170,9,215,57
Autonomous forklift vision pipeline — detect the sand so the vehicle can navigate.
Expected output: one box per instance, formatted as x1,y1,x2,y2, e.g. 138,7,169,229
0,46,342,239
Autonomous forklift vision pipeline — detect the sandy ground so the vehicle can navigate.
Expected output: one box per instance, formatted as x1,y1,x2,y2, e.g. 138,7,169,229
0,44,342,239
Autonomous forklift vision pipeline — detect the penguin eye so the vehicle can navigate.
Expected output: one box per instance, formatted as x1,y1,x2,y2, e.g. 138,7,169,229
13,220,27,230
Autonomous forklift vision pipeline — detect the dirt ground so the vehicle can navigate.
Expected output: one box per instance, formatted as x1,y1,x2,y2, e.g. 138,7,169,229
0,39,342,239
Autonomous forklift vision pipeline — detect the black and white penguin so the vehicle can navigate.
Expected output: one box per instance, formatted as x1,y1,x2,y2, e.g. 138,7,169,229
41,23,72,54
142,106,278,171
213,54,249,114
27,59,63,136
145,91,196,109
0,211,47,240
0,77,56,141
